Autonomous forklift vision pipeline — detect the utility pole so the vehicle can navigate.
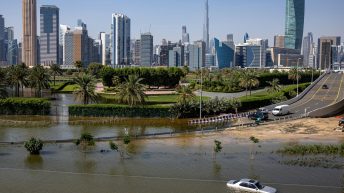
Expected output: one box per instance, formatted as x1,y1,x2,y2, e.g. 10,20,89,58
200,67,203,120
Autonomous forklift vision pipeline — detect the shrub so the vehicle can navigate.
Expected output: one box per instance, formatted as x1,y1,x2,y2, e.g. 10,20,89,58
75,132,95,147
24,138,44,155
69,104,171,118
0,98,51,115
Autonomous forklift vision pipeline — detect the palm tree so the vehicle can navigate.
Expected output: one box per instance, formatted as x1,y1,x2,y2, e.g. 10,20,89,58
239,70,260,96
73,73,98,105
230,98,242,114
117,75,147,107
50,64,63,86
7,63,29,97
288,68,301,84
267,78,282,93
74,61,83,73
28,65,51,98
0,68,7,98
176,85,196,105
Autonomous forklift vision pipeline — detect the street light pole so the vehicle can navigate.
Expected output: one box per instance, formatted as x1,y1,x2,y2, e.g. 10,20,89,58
200,67,203,120
297,58,301,96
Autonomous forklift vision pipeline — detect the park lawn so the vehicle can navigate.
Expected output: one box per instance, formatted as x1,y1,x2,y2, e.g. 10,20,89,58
50,82,66,90
61,84,79,92
99,94,210,105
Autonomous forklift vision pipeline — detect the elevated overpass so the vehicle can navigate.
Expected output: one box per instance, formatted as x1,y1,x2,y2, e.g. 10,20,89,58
267,72,344,118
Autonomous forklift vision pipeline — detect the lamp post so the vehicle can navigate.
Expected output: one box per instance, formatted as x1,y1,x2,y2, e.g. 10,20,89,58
297,58,301,96
199,67,203,120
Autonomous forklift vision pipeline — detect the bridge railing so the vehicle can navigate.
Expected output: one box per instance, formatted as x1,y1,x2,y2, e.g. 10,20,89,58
265,72,327,110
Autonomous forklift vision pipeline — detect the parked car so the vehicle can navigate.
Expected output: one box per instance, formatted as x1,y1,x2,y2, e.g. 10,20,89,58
322,84,329,89
248,109,269,121
272,105,289,116
227,179,277,193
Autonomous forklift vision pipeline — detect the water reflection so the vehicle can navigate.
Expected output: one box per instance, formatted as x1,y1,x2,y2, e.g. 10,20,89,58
212,160,222,176
25,154,44,169
74,153,96,173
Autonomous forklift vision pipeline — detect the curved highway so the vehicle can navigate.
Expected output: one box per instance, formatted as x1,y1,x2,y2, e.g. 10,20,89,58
269,72,344,118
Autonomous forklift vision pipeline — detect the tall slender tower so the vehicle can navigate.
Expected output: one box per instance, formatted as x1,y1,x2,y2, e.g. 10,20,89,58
284,0,305,52
203,0,209,53
111,13,131,67
40,5,59,66
22,0,37,67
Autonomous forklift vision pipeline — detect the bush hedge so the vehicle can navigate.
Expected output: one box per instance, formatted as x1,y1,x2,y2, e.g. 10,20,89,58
239,83,310,111
0,98,51,115
100,67,185,88
69,104,171,118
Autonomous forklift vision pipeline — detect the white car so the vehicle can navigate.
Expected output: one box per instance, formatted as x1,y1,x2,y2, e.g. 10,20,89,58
227,179,277,193
272,105,289,116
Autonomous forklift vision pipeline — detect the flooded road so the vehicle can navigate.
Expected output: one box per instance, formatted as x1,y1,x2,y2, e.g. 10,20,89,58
0,140,343,193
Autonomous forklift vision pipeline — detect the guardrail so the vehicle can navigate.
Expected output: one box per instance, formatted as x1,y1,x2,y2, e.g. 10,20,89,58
188,112,255,125
265,72,327,110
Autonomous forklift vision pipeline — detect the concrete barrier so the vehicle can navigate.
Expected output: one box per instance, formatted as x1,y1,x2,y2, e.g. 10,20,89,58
308,98,344,118
265,73,327,110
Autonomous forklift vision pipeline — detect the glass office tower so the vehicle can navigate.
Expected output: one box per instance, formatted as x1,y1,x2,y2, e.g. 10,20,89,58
285,0,305,51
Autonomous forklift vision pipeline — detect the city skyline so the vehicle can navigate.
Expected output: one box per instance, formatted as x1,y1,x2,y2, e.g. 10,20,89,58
0,0,343,45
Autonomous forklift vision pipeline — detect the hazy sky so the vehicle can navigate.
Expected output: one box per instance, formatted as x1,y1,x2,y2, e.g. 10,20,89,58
1,0,343,45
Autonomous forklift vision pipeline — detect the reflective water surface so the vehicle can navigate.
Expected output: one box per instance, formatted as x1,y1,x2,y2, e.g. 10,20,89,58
0,94,343,193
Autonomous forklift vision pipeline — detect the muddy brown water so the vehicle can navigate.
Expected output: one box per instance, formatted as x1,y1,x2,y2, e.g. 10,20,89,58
0,94,343,193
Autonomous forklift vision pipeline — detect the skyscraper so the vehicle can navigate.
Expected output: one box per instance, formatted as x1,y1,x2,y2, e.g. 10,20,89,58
0,15,5,62
59,24,70,65
22,0,37,67
203,0,209,53
317,36,341,70
111,13,131,67
99,32,110,65
182,26,190,44
302,32,314,68
244,33,249,43
188,40,205,71
274,35,285,48
214,38,234,69
140,33,153,67
246,38,269,68
40,5,59,66
284,0,305,51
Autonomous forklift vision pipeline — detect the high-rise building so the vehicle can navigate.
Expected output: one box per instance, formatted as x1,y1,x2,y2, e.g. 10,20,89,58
188,40,205,71
203,0,209,53
246,38,268,68
284,0,305,51
0,15,5,62
302,32,315,68
205,53,215,67
99,32,110,65
159,42,176,66
133,39,141,65
40,5,59,66
244,33,249,43
182,26,190,44
5,27,18,65
63,31,73,66
140,33,153,67
236,43,263,68
214,38,234,69
169,46,184,67
111,13,131,67
274,35,285,48
268,47,302,67
59,24,70,65
223,34,235,50
317,36,341,69
22,0,37,67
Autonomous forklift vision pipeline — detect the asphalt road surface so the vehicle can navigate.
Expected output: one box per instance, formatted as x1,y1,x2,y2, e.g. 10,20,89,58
269,72,344,119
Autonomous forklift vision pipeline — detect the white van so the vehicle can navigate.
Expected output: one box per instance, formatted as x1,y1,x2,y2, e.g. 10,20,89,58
272,105,289,116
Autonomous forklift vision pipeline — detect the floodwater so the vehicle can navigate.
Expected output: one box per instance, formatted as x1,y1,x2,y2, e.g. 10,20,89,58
0,140,343,193
0,94,343,193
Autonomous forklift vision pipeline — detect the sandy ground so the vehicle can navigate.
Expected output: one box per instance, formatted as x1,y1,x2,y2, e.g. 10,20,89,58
223,117,344,141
